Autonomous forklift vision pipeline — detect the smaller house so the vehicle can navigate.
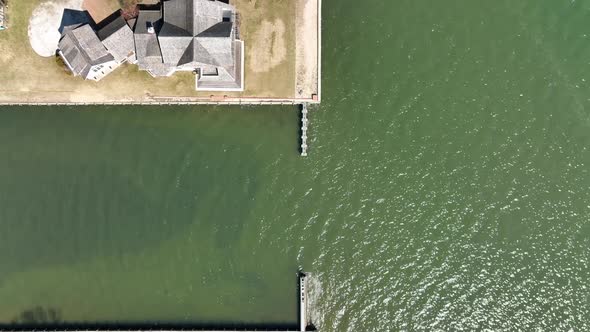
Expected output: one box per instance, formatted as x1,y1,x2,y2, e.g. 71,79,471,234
57,12,136,81
58,24,118,81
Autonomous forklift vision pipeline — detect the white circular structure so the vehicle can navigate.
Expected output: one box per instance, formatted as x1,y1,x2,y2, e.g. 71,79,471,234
28,0,83,57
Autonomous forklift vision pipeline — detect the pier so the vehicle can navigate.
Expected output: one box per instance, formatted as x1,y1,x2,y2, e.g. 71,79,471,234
299,272,309,331
301,104,309,156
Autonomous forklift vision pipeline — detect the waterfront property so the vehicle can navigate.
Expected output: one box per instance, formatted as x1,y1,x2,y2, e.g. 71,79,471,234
57,0,244,91
133,0,243,91
58,19,134,81
0,0,320,104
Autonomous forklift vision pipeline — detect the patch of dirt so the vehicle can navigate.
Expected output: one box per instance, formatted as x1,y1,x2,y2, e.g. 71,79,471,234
248,19,287,73
28,0,84,57
0,49,13,63
295,0,318,98
70,85,106,102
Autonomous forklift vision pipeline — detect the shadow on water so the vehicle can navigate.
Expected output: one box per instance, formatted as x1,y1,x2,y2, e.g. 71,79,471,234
9,306,63,326
0,321,299,331
5,302,302,331
3,271,309,331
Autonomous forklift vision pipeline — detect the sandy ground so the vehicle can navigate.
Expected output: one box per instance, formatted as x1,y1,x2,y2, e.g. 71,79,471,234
82,0,120,23
295,0,319,99
28,0,83,57
249,19,287,73
231,0,297,97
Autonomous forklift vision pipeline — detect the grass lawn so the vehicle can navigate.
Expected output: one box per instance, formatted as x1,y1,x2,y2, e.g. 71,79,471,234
233,0,296,98
0,0,297,103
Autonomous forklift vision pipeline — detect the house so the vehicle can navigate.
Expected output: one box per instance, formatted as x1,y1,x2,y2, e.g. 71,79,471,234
58,13,135,81
133,0,244,91
58,24,119,81
56,0,243,91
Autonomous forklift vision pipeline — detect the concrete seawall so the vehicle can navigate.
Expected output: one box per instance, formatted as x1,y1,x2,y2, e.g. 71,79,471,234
0,98,317,107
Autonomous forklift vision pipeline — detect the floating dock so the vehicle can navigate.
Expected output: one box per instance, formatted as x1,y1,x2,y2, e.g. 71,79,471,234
301,104,309,156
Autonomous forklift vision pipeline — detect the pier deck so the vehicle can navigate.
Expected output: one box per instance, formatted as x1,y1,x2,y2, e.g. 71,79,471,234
301,104,309,156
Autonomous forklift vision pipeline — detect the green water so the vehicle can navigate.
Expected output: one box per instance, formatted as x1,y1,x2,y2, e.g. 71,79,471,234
1,0,590,330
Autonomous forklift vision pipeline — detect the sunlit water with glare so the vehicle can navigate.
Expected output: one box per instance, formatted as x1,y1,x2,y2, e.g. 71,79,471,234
1,0,590,330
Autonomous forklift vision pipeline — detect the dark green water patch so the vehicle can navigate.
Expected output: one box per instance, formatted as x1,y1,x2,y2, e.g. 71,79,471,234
0,105,296,277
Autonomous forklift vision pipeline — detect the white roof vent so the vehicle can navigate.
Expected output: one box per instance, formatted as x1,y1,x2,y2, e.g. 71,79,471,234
147,21,155,34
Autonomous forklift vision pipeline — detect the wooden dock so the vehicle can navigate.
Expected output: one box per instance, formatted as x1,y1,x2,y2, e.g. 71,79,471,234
299,272,309,331
301,104,309,156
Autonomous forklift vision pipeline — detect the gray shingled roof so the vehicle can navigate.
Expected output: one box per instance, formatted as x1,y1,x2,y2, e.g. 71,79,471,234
197,22,232,38
192,0,233,35
135,9,162,34
98,16,135,63
135,33,161,61
159,35,192,64
134,9,164,71
133,0,242,89
163,0,193,34
59,24,114,78
194,36,233,68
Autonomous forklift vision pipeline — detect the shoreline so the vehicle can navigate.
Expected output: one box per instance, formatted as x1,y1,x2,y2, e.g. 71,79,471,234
0,97,318,106
0,0,321,105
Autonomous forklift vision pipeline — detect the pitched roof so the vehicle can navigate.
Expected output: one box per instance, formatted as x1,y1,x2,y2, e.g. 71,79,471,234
97,15,126,40
135,8,162,34
160,22,191,37
192,38,218,66
159,35,192,65
194,36,233,68
192,0,233,35
164,0,233,36
134,9,165,68
58,24,114,78
197,22,232,38
135,33,162,60
132,0,243,89
98,16,135,62
163,0,193,34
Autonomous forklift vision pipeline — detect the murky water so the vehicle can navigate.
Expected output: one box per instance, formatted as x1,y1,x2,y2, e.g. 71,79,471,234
1,0,590,330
